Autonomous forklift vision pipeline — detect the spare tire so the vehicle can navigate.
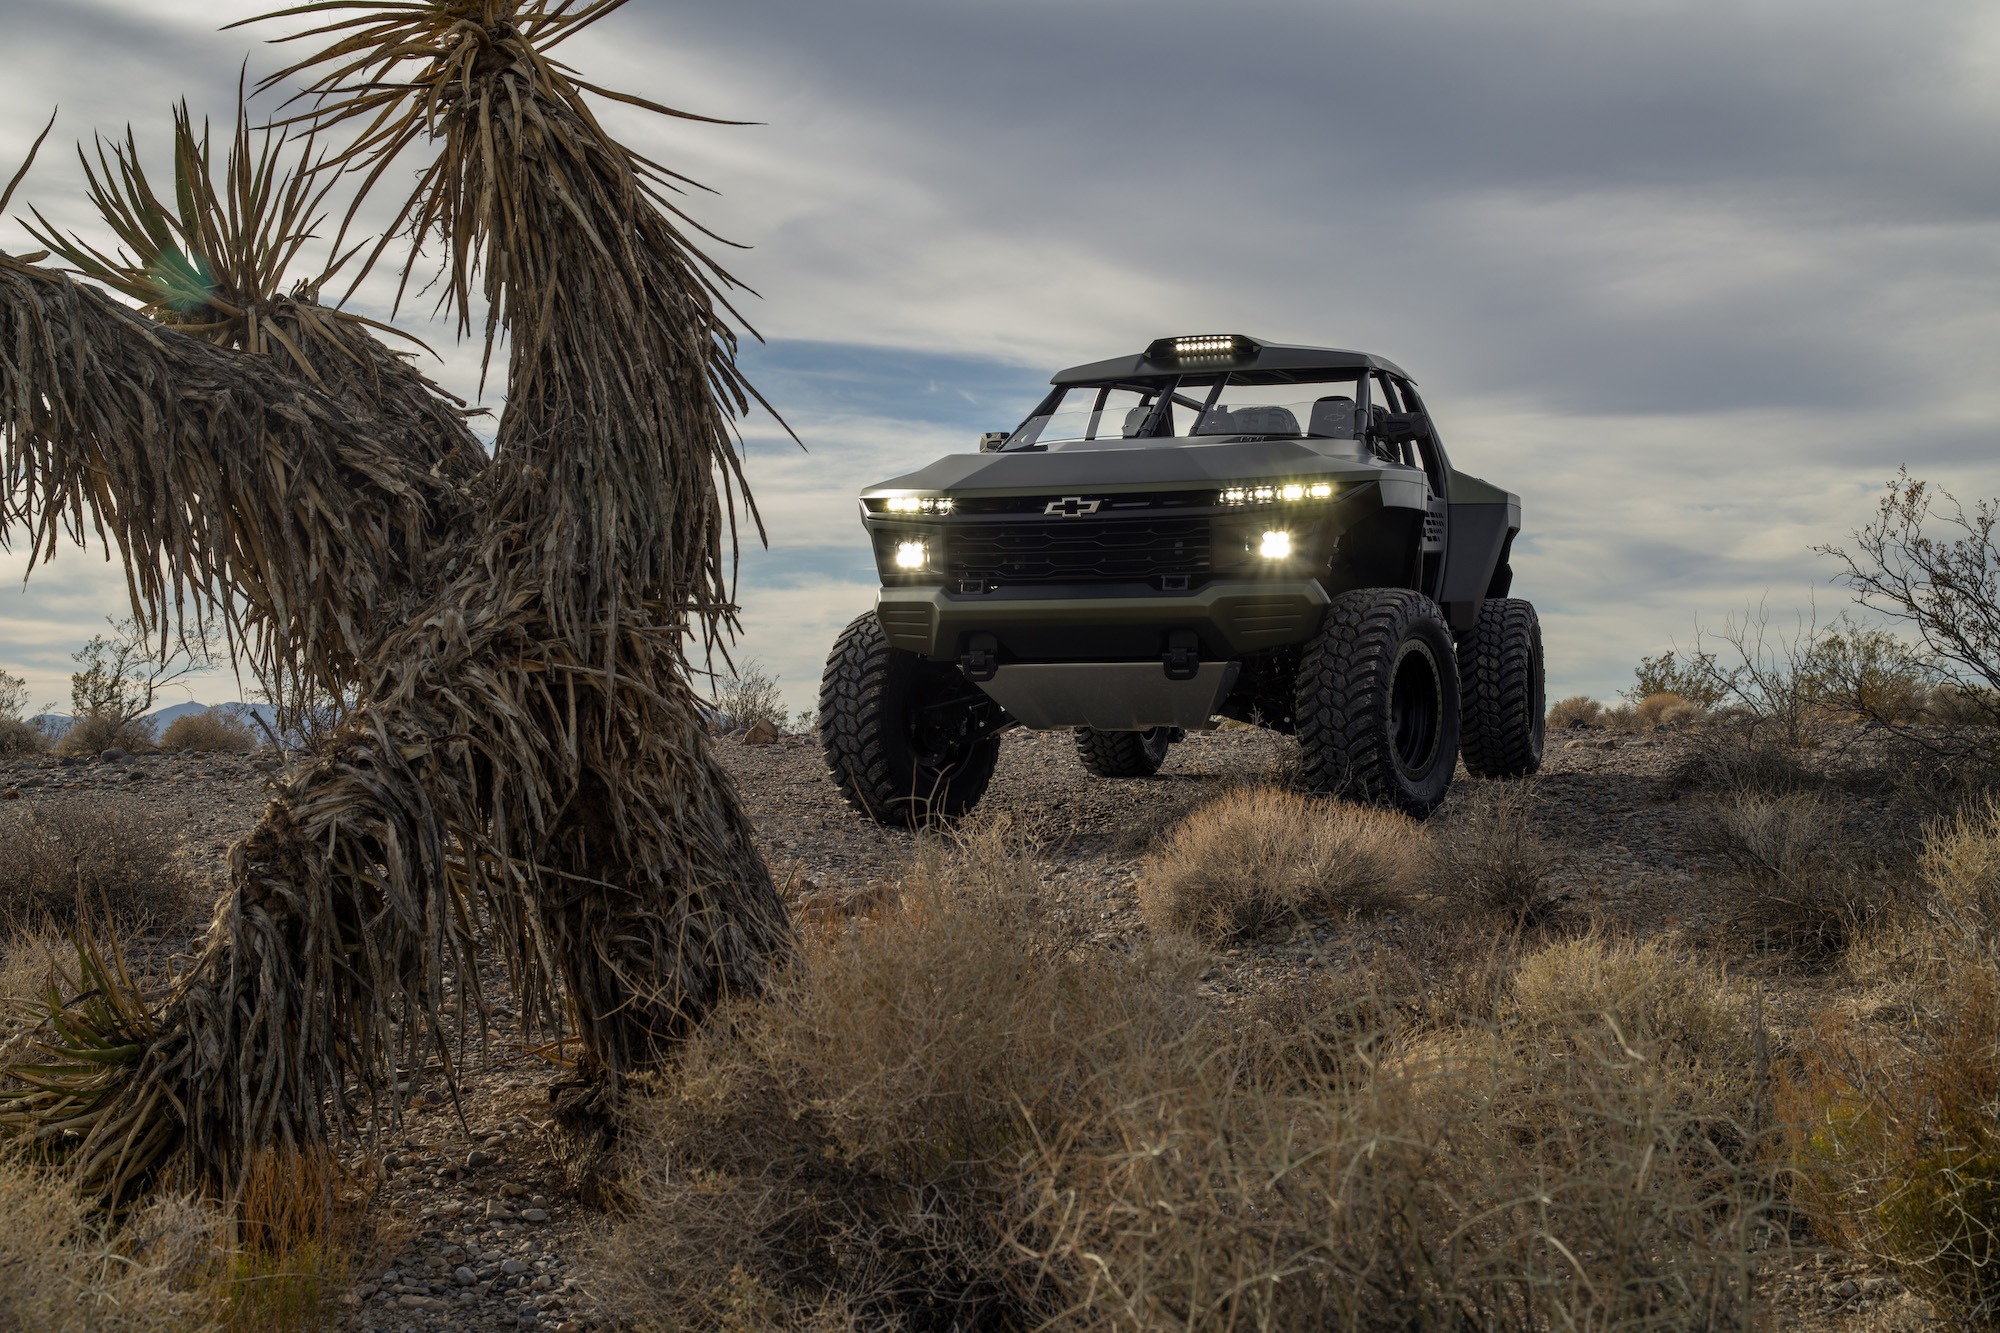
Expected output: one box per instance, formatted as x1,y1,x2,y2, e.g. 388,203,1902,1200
1293,588,1460,816
819,612,1002,825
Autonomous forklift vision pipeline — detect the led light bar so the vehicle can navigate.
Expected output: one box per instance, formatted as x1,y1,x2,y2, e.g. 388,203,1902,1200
1219,481,1336,505
1147,333,1253,362
882,495,954,515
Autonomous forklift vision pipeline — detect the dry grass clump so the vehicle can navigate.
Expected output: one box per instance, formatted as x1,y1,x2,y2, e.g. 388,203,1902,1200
1546,694,1603,729
1427,781,1567,923
0,1160,217,1331
1704,792,1910,962
158,710,258,753
1511,935,1752,1083
604,832,1776,1330
1137,787,1423,939
0,797,196,931
0,928,66,1055
1663,722,1822,797
1636,689,1704,729
54,711,156,757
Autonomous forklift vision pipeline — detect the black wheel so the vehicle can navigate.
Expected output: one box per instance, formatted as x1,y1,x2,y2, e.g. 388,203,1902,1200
1458,597,1546,779
818,612,1002,826
1294,589,1460,816
1073,727,1173,778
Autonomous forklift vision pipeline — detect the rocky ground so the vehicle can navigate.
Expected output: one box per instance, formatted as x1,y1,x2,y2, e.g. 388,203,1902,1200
0,729,1937,1330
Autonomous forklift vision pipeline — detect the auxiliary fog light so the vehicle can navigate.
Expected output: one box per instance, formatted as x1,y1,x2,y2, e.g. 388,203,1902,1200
1259,530,1292,560
895,539,929,570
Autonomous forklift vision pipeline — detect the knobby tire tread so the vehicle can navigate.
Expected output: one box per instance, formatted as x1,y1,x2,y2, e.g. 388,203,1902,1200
1457,597,1545,780
1073,728,1169,778
1294,588,1459,816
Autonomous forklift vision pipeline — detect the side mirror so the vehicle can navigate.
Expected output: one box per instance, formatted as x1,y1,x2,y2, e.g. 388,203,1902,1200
1375,411,1429,445
979,431,1010,452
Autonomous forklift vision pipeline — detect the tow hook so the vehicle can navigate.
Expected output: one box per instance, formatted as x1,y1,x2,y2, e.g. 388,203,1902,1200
960,633,999,682
1162,629,1200,681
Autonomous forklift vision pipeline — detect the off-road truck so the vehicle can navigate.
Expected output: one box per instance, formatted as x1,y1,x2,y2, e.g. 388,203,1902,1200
818,334,1543,824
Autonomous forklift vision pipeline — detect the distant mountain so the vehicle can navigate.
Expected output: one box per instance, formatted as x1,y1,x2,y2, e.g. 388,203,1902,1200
141,701,279,734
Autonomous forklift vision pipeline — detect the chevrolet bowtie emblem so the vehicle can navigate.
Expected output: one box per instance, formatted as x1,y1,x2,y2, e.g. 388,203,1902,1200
1044,496,1101,517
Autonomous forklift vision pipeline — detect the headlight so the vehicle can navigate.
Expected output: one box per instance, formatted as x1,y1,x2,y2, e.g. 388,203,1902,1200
1220,481,1336,505
894,539,929,570
882,495,954,514
1259,530,1292,559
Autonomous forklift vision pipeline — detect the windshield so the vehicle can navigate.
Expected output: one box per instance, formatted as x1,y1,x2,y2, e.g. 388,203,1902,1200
1003,371,1371,450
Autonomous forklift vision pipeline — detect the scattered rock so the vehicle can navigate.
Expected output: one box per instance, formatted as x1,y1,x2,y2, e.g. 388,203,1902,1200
741,717,781,747
521,1208,550,1223
98,747,131,764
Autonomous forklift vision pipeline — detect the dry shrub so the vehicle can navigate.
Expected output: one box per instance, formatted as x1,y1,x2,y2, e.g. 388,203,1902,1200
1663,722,1821,797
0,1160,216,1331
0,796,196,931
55,710,154,757
158,709,257,753
1137,787,1422,939
1511,935,1752,1095
1547,694,1603,729
0,928,66,1057
1783,977,2000,1325
1705,792,1908,961
1427,781,1567,923
213,1146,357,1332
604,830,1775,1330
0,715,47,757
1635,689,1703,729
1783,804,2000,1323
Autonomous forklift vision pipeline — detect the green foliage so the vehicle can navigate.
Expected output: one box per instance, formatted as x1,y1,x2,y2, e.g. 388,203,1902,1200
1626,650,1733,708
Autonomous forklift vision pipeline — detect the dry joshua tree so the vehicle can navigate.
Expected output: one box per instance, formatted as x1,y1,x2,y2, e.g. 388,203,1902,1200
0,0,791,1202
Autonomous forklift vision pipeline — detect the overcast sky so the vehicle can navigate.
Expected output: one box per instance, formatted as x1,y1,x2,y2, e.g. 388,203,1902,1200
3,0,1999,717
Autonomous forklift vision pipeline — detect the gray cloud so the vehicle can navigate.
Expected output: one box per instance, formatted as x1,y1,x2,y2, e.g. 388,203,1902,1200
2,0,1997,715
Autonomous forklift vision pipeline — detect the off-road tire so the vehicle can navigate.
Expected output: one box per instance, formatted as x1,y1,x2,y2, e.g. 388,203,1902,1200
1458,597,1546,779
819,612,1000,826
1294,589,1460,816
1073,727,1173,778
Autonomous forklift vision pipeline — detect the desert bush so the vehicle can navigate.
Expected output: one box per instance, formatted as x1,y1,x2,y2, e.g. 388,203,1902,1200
1704,792,1909,961
1628,649,1734,709
708,658,786,731
159,708,258,753
604,832,1776,1331
0,796,195,930
0,715,47,757
0,1160,216,1331
55,709,155,756
1662,722,1821,797
1783,972,2000,1325
1511,934,1751,1076
1138,787,1423,939
1822,472,2000,747
1546,694,1602,729
1635,689,1702,729
1427,781,1566,923
0,667,27,721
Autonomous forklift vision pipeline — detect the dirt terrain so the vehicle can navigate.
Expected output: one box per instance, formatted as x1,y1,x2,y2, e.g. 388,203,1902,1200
0,728,1932,1330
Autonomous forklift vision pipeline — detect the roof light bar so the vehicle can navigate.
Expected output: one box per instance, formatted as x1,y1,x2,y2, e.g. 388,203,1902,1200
1147,333,1254,363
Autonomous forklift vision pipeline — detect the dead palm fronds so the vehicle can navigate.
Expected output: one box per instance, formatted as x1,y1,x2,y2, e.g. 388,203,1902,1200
0,0,791,1198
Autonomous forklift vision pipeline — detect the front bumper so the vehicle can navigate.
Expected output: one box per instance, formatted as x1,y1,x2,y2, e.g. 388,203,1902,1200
875,578,1331,662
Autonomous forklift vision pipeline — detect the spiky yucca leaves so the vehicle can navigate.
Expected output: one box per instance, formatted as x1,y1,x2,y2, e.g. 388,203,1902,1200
1,0,792,1195
256,0,792,1077
0,250,536,1193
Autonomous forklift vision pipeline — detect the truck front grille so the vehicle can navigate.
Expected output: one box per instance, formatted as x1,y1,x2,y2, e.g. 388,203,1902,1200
946,517,1210,585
